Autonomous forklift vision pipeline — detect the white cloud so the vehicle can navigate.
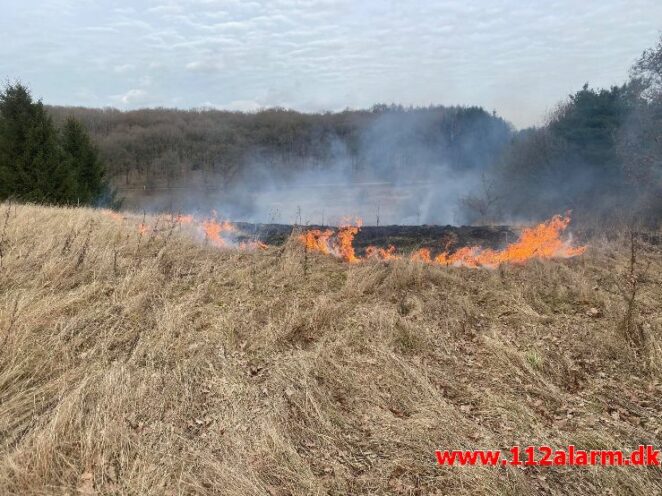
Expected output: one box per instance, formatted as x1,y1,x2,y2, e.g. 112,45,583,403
185,58,225,72
147,4,184,15
112,89,148,105
80,26,118,33
113,64,134,74
2,0,662,127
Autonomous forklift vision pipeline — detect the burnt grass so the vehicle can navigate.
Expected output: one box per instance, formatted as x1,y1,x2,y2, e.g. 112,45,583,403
2,203,662,495
234,222,518,255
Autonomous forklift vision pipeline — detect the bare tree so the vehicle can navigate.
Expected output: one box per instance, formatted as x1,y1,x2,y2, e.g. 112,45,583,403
460,173,503,225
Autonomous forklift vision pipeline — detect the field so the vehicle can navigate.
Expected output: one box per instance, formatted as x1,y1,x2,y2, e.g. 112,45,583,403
1,203,661,495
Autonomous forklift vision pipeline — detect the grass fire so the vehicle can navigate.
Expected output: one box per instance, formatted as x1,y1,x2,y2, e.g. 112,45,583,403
105,210,588,270
2,4,662,495
1,202,661,496
299,214,587,268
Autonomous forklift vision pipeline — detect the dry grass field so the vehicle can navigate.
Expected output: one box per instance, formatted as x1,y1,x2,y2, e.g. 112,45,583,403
1,203,661,495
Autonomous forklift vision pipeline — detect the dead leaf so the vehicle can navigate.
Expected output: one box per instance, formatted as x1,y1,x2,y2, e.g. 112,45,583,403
587,307,602,318
78,472,95,495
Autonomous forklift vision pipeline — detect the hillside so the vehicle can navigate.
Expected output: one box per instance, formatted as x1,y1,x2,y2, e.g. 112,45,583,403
1,203,661,495
45,105,513,212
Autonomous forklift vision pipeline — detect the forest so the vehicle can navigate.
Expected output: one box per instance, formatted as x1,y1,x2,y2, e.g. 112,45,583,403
4,36,661,227
46,104,513,188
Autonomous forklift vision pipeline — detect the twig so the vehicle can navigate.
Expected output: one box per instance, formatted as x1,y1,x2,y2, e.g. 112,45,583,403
76,221,94,268
618,229,652,350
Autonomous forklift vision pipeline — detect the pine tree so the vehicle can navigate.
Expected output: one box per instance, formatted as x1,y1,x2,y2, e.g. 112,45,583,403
0,83,107,205
61,117,105,204
21,103,77,203
0,83,37,199
0,83,72,203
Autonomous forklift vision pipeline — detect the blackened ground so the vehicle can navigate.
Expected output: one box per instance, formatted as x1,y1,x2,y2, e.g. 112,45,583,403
233,223,518,254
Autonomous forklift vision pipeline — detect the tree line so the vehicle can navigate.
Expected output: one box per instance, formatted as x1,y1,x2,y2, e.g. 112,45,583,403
0,84,108,205
46,103,513,191
462,36,662,227
3,35,660,226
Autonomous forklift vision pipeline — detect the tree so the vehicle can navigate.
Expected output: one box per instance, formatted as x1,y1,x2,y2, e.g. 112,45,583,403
0,83,37,198
61,117,105,204
460,173,503,224
22,104,77,203
618,34,662,225
0,83,107,205
631,34,662,101
0,83,75,203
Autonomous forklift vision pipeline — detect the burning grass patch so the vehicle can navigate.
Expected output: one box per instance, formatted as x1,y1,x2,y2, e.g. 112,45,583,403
0,203,661,494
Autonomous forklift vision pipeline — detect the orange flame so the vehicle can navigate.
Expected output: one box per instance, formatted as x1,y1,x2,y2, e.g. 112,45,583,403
337,222,361,264
365,245,400,261
201,218,236,247
299,214,586,268
102,210,124,222
411,247,432,263
239,240,269,251
300,229,335,255
174,214,194,225
299,219,362,263
432,214,586,268
101,209,251,251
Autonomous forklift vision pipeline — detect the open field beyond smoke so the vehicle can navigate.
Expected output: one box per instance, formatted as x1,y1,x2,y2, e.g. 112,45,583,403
1,203,662,495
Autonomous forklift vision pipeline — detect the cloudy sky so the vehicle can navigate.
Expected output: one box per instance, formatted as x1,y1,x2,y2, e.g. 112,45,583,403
1,0,660,128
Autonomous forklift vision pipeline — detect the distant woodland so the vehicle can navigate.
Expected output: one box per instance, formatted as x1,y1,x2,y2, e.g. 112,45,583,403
3,36,659,226
46,104,513,189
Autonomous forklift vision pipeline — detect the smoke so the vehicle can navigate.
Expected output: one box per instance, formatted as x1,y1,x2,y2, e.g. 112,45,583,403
127,107,512,226
479,81,662,228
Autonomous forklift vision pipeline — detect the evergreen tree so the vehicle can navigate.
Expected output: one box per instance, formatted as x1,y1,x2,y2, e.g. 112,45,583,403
0,83,37,199
0,82,106,205
61,117,105,204
549,83,629,170
21,102,76,203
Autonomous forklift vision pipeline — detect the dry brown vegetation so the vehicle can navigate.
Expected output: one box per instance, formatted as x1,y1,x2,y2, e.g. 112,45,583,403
1,203,661,495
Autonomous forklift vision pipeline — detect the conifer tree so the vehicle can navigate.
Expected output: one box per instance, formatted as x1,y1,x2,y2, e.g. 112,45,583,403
21,102,76,203
0,83,37,199
0,82,107,205
61,117,105,204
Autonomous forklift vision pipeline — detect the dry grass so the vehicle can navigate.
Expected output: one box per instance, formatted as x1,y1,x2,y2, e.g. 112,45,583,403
1,202,661,495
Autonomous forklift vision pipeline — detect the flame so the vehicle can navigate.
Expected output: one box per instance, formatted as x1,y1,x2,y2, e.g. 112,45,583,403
103,208,585,268
299,219,362,263
239,240,269,251
101,209,245,250
174,214,194,225
301,228,335,255
299,214,586,268
201,218,236,247
337,222,361,264
434,246,479,267
102,210,124,222
431,214,586,268
365,245,400,261
411,247,432,263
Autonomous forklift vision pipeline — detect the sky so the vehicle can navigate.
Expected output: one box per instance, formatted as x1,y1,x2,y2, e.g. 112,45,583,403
1,0,660,128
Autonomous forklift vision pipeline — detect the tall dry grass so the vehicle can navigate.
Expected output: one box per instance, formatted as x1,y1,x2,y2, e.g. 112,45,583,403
0,203,661,495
